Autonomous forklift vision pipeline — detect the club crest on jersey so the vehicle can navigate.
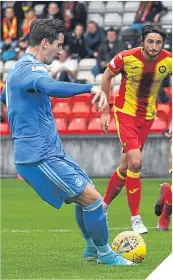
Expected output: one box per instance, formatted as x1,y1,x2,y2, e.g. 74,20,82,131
159,66,166,73
74,176,83,188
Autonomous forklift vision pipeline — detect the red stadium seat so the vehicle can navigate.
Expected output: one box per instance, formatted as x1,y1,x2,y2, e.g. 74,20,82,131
72,93,92,103
150,117,167,133
71,101,90,118
54,117,67,134
157,104,171,121
90,104,102,117
108,117,117,134
2,106,8,122
52,101,71,118
109,90,119,105
51,97,72,107
67,118,87,134
0,123,10,136
87,117,102,134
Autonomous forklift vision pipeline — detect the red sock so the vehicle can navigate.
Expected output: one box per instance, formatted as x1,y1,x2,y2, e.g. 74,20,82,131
126,170,141,216
103,167,125,205
163,187,172,216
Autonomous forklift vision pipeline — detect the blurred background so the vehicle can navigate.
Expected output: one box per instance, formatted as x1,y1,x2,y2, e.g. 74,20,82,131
0,1,172,178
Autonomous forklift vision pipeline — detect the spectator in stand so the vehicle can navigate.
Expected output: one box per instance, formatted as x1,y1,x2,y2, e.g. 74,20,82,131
129,1,168,32
21,8,37,37
68,23,87,60
92,28,127,77
84,21,105,59
61,1,87,31
1,7,20,50
17,8,37,52
51,47,78,82
1,1,24,23
39,2,63,20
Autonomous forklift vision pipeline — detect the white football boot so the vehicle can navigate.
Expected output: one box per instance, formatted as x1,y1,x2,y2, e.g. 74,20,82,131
131,216,148,234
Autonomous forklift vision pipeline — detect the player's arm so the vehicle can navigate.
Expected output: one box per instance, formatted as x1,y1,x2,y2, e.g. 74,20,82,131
101,53,123,104
101,68,116,104
100,53,123,133
0,86,6,106
36,77,108,111
36,77,93,97
24,64,108,110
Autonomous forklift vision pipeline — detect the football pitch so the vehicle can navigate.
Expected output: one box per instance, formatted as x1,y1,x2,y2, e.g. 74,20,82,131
1,178,172,280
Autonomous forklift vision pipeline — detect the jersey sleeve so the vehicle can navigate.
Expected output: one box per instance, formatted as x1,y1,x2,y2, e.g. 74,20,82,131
108,52,124,75
22,63,50,92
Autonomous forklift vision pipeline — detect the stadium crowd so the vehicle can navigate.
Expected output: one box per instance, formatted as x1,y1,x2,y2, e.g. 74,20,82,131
0,1,172,134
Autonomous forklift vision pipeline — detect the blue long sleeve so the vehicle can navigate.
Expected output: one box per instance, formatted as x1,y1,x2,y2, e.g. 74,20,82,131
0,86,6,105
36,77,93,97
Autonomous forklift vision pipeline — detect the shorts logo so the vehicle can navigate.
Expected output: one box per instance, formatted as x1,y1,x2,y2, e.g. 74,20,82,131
122,142,127,148
159,66,166,73
75,176,83,188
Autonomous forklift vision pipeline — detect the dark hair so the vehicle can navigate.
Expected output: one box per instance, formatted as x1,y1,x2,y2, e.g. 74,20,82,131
88,20,97,26
141,24,167,42
106,27,118,34
75,23,84,28
29,19,66,46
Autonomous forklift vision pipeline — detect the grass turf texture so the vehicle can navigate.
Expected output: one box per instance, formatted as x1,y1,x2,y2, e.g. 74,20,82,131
1,178,172,280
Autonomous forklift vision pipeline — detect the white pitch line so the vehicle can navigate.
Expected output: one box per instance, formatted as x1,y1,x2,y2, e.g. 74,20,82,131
2,226,169,233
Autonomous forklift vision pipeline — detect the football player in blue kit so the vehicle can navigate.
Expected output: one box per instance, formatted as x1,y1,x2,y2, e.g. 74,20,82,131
0,19,133,266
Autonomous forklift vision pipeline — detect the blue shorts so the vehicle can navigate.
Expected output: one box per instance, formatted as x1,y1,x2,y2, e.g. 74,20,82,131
15,154,94,209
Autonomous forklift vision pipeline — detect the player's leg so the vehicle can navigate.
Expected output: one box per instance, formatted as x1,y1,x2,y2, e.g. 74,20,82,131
157,184,172,231
103,153,127,212
126,118,154,234
102,111,130,212
154,182,170,216
62,154,133,265
115,112,151,233
16,158,133,265
125,148,147,233
63,154,98,260
73,184,133,265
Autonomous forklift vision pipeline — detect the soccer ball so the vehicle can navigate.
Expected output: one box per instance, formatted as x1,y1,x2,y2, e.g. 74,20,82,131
112,231,147,263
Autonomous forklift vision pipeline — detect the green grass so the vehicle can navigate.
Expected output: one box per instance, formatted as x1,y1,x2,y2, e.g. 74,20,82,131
1,178,172,280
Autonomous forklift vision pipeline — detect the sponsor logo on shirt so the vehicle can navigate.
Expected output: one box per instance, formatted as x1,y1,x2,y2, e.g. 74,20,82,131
32,65,47,72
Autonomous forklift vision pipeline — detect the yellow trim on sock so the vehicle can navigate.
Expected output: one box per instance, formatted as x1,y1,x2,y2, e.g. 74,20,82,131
117,167,126,180
127,169,140,179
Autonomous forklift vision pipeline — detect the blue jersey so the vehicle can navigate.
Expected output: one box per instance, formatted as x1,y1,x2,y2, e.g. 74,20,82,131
4,53,93,165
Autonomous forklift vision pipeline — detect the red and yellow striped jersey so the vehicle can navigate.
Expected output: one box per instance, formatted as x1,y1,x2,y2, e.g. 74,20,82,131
108,47,172,120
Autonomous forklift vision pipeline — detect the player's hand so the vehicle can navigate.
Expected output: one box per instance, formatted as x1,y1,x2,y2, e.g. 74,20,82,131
91,86,108,111
100,111,111,134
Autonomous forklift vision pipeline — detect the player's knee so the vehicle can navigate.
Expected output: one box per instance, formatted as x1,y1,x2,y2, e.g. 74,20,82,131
129,158,142,172
73,184,101,207
119,166,127,177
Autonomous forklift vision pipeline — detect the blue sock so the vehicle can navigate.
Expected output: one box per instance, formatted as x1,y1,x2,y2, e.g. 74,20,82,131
75,204,95,248
82,197,112,256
